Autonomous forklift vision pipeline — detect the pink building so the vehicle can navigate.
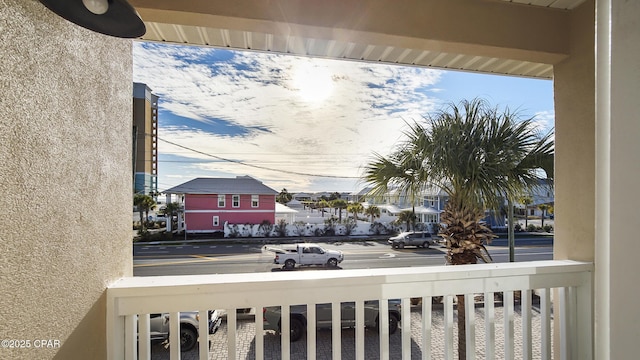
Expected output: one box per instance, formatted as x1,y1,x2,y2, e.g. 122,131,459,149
164,176,278,233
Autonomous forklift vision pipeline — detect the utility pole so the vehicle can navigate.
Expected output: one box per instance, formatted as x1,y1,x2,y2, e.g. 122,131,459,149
508,199,515,262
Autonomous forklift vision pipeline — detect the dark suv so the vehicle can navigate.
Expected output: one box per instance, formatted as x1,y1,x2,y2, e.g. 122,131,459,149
388,231,433,249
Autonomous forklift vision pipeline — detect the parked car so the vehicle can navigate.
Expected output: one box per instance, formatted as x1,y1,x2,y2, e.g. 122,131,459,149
388,231,433,249
144,310,222,351
263,300,401,342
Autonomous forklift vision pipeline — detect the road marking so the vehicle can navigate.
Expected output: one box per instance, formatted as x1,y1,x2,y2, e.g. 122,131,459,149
133,255,220,268
379,253,396,258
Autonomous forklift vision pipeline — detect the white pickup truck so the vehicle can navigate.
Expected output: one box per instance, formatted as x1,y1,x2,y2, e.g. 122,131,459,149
268,243,344,269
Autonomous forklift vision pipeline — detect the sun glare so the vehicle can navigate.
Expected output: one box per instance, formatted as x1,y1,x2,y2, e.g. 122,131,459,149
291,62,334,103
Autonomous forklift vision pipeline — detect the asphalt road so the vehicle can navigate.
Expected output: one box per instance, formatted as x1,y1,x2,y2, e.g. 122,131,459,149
133,239,553,276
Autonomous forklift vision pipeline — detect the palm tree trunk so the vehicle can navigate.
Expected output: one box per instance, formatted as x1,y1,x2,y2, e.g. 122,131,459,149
457,294,466,360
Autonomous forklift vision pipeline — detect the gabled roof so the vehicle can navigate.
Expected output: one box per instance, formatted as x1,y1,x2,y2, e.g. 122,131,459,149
164,176,278,195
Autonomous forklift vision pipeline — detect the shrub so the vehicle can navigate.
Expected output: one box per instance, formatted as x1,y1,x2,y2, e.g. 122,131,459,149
258,220,274,237
543,225,553,233
526,224,537,232
292,221,306,236
514,223,522,232
343,218,357,235
274,219,287,237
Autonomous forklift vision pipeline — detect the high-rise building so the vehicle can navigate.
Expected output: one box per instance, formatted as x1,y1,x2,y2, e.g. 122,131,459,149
132,83,158,197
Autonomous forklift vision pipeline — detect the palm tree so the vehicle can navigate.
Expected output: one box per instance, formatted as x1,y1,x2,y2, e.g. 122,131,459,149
347,203,364,223
331,199,348,221
364,205,381,223
276,188,293,204
362,148,424,227
163,202,182,232
519,195,533,229
133,194,156,233
396,210,416,231
538,203,550,228
318,199,330,217
362,98,553,359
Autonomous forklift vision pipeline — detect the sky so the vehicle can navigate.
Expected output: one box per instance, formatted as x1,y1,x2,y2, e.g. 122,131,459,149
133,42,554,194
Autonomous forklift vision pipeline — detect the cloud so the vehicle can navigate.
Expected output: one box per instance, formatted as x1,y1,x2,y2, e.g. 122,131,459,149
133,42,444,192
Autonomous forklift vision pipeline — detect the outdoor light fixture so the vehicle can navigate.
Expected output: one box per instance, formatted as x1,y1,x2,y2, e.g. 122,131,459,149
39,0,146,38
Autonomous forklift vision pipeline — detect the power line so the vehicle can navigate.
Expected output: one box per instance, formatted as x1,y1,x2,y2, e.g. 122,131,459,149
157,137,361,179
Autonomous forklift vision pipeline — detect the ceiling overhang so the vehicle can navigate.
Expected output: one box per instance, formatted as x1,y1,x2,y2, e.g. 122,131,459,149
130,0,588,79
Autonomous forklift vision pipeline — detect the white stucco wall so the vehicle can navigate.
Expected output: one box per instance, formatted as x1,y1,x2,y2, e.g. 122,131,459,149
0,1,133,359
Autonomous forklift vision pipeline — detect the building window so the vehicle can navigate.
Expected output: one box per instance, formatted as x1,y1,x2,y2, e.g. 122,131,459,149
232,195,240,208
213,216,219,227
218,194,225,207
251,195,259,208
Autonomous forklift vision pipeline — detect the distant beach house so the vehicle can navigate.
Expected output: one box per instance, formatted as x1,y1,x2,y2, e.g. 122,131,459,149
164,176,278,234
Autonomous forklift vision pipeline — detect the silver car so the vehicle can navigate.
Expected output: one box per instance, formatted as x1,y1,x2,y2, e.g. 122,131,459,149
263,300,401,342
145,310,221,351
388,231,433,249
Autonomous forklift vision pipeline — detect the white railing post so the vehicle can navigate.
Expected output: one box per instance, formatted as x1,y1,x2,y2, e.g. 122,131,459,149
307,303,317,360
540,288,552,360
522,289,532,360
464,293,476,360
421,296,432,360
169,312,180,358
444,295,454,360
504,291,514,360
332,301,341,360
138,314,151,360
484,292,495,360
575,272,593,360
401,298,411,360
255,306,264,360
198,309,209,360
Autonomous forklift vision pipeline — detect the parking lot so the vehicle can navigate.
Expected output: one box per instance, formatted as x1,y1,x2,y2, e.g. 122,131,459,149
149,301,552,359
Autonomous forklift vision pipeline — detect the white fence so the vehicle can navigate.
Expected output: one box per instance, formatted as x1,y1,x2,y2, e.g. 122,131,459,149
107,260,592,360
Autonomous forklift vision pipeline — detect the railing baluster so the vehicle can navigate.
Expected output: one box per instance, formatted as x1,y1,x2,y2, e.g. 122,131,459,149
422,296,432,360
379,299,389,360
138,313,150,360
522,290,532,360
504,291,514,360
540,288,552,360
332,301,341,360
169,312,180,359
485,292,495,360
355,300,365,360
124,314,137,360
255,306,264,360
198,309,209,360
568,286,577,360
227,309,237,360
559,287,569,360
307,303,316,360
281,305,290,360
465,293,476,360
444,295,454,360
576,273,593,360
401,298,411,360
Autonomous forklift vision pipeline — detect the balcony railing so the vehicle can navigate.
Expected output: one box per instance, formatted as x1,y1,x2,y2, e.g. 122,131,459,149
107,260,592,360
